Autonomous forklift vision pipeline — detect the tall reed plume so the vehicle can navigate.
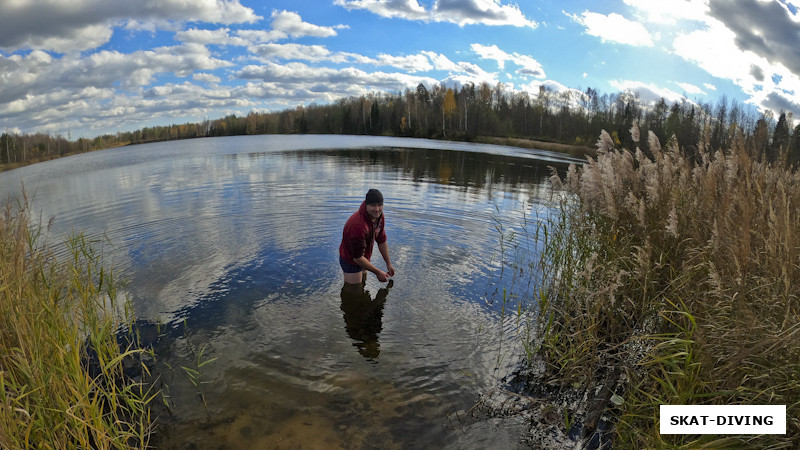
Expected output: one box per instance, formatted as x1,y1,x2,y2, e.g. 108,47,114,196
539,124,800,447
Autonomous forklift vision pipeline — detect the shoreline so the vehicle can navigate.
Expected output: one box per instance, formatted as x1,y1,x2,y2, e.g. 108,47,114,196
0,134,592,173
0,142,127,173
475,135,596,159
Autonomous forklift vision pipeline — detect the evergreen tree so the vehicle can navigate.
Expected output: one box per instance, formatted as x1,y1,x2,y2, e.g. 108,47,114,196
788,123,800,167
771,112,790,162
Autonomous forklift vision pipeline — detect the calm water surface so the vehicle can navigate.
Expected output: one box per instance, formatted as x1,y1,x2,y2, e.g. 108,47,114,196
0,135,579,449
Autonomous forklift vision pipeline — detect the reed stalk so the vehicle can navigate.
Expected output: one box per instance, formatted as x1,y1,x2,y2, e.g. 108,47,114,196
0,194,155,449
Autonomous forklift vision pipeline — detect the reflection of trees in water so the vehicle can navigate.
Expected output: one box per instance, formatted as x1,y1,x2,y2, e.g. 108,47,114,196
274,147,561,195
340,280,392,361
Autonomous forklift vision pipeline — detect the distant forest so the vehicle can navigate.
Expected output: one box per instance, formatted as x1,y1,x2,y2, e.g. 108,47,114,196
2,82,800,168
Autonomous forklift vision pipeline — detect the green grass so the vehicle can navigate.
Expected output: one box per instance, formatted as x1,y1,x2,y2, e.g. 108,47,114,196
0,195,156,449
531,126,800,447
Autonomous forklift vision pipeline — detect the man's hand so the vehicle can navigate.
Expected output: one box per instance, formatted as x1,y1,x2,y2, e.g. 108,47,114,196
386,263,395,278
376,270,389,282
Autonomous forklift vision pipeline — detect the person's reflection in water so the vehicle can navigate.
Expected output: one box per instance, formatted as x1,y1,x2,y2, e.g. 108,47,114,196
340,279,392,361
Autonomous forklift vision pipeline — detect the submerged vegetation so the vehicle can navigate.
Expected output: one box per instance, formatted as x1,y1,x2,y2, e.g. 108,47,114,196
532,125,800,447
0,197,155,449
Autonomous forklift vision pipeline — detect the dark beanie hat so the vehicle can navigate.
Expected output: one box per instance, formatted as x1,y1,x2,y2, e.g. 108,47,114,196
365,188,383,205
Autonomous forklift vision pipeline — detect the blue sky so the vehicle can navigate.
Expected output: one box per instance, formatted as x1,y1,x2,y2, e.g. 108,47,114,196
2,0,799,138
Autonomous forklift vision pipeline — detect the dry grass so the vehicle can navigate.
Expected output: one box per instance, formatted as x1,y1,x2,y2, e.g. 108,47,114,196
0,194,155,449
538,124,800,447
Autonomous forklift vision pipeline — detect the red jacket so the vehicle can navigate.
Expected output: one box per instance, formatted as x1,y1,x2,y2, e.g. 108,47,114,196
339,201,386,264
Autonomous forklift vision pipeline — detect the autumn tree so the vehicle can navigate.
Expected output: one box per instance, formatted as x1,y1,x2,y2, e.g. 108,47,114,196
442,88,457,137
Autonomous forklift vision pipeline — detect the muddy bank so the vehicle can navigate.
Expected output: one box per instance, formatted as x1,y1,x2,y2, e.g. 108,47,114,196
464,358,623,449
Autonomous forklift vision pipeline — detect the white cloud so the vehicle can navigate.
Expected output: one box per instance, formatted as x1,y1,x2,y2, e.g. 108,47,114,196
432,0,537,27
675,81,705,95
193,73,222,83
623,0,708,24
520,79,586,109
513,54,546,78
176,11,346,48
246,42,434,73
333,0,429,21
472,43,510,69
610,79,686,105
175,28,250,46
233,50,511,102
443,72,499,89
672,23,763,95
417,51,497,85
270,10,346,38
471,43,546,78
707,0,800,76
458,61,495,79
236,61,427,87
0,0,260,53
374,53,433,72
235,29,289,44
0,43,234,133
421,51,462,72
34,24,114,53
250,43,334,61
233,60,439,106
335,0,536,27
79,87,254,135
568,10,654,47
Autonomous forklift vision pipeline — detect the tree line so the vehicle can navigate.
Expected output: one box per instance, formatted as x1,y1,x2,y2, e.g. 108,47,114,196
3,82,800,167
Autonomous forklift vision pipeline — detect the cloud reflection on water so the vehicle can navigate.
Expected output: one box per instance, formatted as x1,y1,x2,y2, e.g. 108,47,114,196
0,135,575,447
0,136,564,322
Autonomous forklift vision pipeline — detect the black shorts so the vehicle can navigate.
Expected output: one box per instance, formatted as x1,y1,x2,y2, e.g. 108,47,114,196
339,256,363,273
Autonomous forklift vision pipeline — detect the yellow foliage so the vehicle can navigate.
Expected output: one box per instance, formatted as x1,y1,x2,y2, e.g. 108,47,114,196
443,89,457,118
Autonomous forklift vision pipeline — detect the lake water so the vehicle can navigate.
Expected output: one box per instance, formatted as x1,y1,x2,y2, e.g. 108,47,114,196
0,135,579,449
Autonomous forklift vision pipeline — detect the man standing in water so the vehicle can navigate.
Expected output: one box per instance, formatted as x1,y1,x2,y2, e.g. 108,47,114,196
339,188,395,284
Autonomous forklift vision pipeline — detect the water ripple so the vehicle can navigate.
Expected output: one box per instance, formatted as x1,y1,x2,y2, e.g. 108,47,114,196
0,136,572,448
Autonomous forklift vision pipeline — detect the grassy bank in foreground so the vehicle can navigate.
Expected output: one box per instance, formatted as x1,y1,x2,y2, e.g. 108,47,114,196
0,197,154,449
538,126,799,447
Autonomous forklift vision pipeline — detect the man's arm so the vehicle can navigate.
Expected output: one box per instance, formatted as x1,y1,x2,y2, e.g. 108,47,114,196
353,255,390,282
378,241,394,277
